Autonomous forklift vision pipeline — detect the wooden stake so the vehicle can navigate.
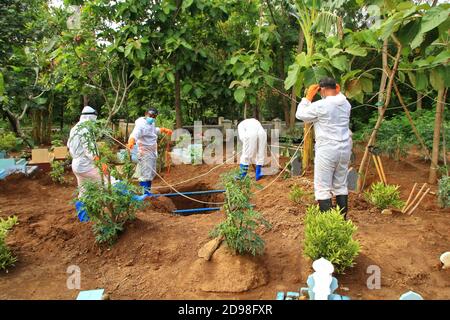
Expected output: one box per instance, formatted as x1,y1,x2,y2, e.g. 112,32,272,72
407,188,430,215
376,155,387,184
403,183,428,214
372,155,384,184
402,182,417,213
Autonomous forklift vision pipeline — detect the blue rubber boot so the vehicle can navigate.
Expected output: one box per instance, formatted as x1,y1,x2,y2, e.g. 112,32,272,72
236,164,249,180
255,165,263,181
139,181,152,196
75,201,90,222
115,181,148,202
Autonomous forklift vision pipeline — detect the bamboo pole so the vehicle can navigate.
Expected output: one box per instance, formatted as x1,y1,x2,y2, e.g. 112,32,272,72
407,188,430,215
403,183,428,214
356,36,402,192
402,182,417,212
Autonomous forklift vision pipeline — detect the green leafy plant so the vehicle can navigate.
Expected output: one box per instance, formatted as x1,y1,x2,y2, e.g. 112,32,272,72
49,160,66,184
210,170,271,256
78,179,143,245
0,131,19,152
303,206,359,273
289,184,313,204
74,120,144,245
438,175,450,208
364,182,405,210
0,216,18,271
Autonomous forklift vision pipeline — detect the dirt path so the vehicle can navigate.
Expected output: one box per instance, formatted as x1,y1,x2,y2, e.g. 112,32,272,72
0,152,449,300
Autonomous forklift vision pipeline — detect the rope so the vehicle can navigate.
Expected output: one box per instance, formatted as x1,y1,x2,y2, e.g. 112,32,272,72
255,125,312,194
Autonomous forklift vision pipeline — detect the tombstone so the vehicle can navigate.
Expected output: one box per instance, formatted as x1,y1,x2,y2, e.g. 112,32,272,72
0,151,6,159
28,149,53,165
222,119,233,142
347,167,358,191
299,258,350,300
218,116,225,126
272,118,282,137
53,146,69,160
291,155,302,176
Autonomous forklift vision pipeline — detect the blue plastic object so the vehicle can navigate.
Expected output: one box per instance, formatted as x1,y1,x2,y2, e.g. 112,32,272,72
75,201,90,222
139,181,152,195
172,207,221,215
399,291,423,300
255,165,263,181
76,289,104,300
235,164,249,180
276,292,285,300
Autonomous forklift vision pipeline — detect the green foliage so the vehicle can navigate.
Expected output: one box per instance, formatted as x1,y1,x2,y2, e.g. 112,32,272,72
289,184,313,204
438,175,450,209
354,110,450,160
303,205,359,274
0,216,18,271
78,179,143,245
364,182,405,210
211,170,270,256
74,119,143,245
49,160,66,184
0,131,18,152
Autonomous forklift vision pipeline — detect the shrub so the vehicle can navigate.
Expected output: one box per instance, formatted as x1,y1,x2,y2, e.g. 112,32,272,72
353,109,450,160
0,216,18,271
289,184,313,204
210,170,271,256
303,206,359,273
78,179,143,245
364,182,404,210
74,120,144,245
0,131,19,152
50,160,66,184
438,175,450,208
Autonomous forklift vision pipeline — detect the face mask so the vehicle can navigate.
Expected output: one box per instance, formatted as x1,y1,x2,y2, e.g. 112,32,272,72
146,117,155,125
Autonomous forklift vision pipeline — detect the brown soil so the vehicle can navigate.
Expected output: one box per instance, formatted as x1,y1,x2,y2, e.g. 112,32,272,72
0,152,449,300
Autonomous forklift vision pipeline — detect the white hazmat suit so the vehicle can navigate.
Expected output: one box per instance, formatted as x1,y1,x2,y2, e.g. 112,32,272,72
238,118,267,166
129,117,161,182
296,93,352,200
67,106,101,198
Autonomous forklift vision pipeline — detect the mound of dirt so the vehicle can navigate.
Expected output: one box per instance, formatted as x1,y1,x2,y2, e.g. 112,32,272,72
182,245,269,293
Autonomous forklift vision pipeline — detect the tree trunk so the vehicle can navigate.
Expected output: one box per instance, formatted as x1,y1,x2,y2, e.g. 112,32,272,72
175,70,182,128
416,92,423,110
377,39,389,114
83,95,89,107
356,36,402,192
429,89,446,184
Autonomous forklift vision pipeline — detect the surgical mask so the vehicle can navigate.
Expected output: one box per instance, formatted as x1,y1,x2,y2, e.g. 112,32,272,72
146,117,155,125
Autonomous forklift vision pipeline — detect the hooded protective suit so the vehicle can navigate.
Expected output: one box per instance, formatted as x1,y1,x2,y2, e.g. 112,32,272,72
129,117,161,182
238,118,267,166
296,93,352,200
67,106,101,198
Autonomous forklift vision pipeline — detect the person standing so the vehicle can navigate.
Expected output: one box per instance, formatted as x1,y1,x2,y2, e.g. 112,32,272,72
296,77,352,218
127,108,172,195
237,118,267,181
68,106,105,222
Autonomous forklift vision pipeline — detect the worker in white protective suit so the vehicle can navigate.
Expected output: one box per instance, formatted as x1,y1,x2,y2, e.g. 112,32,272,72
127,108,172,195
237,118,267,181
296,77,352,218
68,106,107,222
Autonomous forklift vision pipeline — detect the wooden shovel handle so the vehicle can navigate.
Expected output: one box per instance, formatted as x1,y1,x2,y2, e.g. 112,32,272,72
403,183,428,214
402,182,417,213
407,188,430,215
